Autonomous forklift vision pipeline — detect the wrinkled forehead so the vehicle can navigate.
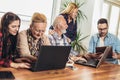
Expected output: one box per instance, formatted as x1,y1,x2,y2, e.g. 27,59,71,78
31,22,46,29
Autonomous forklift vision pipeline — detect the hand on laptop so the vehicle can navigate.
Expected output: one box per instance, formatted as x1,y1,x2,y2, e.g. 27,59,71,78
70,55,87,62
22,54,37,62
92,53,103,59
83,53,103,60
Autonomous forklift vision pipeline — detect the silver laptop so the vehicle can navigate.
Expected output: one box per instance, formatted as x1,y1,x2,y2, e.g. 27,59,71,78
75,46,112,68
30,45,71,71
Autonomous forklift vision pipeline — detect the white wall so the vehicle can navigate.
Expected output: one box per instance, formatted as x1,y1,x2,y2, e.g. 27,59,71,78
91,0,104,35
78,0,96,48
0,0,53,33
50,0,62,24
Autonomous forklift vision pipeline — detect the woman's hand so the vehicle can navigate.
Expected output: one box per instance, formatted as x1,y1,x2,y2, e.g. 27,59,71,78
15,57,32,63
66,37,71,43
21,54,37,62
49,30,55,34
25,55,37,62
10,62,30,69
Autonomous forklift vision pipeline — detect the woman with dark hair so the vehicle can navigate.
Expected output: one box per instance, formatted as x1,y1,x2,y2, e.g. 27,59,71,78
0,12,30,68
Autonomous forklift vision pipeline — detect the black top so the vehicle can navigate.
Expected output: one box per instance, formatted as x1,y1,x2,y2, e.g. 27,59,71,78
49,14,77,41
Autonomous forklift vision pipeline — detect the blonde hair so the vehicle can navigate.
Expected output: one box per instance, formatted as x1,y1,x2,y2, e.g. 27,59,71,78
31,12,47,25
61,2,78,14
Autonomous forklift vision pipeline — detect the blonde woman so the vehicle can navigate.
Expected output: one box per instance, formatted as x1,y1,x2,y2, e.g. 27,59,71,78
17,12,50,62
49,2,78,41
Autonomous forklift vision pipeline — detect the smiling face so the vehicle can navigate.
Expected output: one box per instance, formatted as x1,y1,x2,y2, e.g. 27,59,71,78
30,22,46,40
8,20,20,36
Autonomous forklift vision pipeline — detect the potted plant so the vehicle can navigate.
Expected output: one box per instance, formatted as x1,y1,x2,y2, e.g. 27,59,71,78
71,30,89,56
61,0,89,55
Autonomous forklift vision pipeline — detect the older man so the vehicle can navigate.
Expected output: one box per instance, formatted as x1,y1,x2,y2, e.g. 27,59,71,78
48,15,87,62
48,15,69,46
17,12,50,61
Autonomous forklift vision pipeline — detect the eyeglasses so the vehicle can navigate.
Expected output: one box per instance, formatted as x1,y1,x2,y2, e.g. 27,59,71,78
98,28,108,31
33,28,45,33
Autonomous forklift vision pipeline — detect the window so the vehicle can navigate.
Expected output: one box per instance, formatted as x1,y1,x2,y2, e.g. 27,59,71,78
101,0,120,37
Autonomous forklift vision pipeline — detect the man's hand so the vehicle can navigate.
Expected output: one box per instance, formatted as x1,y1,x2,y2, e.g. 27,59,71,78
92,53,103,59
112,52,118,59
70,56,87,62
83,53,103,60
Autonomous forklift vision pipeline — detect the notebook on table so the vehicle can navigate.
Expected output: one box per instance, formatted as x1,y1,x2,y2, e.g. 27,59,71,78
30,45,71,72
96,46,113,58
75,46,112,68
0,71,15,80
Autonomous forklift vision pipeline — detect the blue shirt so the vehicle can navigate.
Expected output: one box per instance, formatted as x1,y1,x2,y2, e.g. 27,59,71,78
88,33,120,64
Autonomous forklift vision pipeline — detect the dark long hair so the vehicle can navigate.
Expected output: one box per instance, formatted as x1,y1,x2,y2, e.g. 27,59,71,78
0,12,21,58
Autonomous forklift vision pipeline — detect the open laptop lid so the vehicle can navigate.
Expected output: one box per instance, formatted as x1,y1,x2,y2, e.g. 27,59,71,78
96,46,112,68
31,45,71,71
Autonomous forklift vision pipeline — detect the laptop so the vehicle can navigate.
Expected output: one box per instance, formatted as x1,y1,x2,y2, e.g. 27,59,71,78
96,46,113,58
75,46,112,68
0,71,15,80
30,45,71,72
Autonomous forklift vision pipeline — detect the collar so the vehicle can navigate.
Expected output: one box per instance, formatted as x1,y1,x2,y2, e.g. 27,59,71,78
53,32,64,40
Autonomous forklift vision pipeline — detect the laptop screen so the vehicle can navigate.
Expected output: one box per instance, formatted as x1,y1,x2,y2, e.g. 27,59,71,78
30,45,71,71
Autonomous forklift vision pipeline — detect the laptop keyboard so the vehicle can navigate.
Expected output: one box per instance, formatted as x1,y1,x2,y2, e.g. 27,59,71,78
75,59,99,67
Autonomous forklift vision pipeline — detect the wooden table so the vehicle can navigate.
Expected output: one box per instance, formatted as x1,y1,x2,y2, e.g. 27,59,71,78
0,62,120,80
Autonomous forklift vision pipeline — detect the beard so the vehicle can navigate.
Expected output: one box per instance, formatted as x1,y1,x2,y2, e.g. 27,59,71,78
99,32,107,37
61,29,66,34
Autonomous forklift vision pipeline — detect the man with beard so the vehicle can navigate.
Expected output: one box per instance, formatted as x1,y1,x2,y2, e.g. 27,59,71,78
48,15,69,46
86,18,120,64
48,15,87,64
